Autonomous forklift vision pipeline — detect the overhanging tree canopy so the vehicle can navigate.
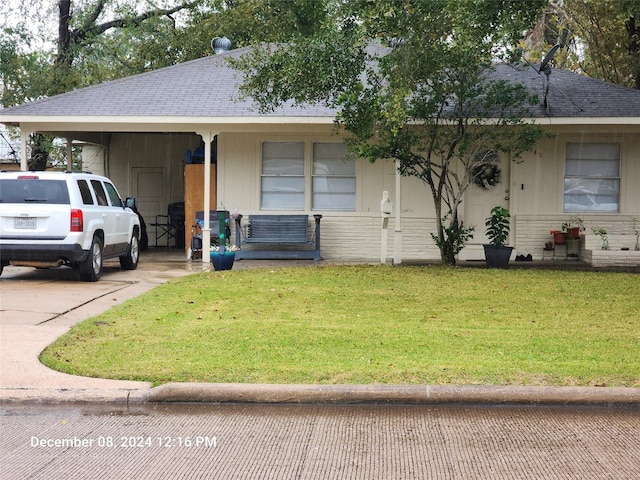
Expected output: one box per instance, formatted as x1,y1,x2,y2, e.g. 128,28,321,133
232,0,548,265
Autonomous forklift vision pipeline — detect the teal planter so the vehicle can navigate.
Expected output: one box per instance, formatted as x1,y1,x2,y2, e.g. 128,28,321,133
210,251,235,271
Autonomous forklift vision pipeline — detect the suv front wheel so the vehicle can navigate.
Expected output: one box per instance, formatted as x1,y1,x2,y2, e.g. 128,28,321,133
120,230,140,270
80,235,104,282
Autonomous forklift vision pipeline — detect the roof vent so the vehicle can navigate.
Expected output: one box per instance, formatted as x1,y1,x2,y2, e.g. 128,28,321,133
212,37,232,54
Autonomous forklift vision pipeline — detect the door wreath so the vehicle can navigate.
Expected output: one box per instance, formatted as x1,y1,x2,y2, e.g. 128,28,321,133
472,163,501,189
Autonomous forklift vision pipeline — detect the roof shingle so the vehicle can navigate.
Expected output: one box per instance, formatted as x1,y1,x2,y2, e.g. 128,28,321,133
2,47,639,120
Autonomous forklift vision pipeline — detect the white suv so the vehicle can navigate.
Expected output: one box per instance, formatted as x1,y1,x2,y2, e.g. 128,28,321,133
0,171,140,281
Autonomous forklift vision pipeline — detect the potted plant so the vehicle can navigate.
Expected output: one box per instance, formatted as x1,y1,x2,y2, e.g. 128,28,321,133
483,206,513,268
632,217,640,251
550,229,566,245
562,215,585,239
210,239,237,270
210,211,236,271
591,227,608,250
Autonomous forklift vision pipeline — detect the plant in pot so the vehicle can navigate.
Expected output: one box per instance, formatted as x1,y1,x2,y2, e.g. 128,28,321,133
483,206,513,268
561,215,585,239
591,226,608,250
210,237,237,270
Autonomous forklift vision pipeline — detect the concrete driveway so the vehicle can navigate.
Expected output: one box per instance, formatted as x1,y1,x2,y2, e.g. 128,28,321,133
0,249,211,402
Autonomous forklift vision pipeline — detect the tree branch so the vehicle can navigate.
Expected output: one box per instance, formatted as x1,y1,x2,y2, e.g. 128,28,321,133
80,0,108,34
72,1,201,44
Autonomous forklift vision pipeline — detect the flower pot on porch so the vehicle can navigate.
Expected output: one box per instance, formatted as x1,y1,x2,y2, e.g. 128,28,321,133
483,244,514,269
567,227,581,239
552,231,566,245
210,251,235,271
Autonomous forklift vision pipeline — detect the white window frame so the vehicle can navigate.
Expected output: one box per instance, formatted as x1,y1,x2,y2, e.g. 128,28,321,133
260,141,356,212
312,142,356,211
260,142,305,211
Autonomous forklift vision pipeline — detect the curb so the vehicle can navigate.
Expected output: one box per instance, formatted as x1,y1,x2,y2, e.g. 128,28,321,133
3,384,639,406
147,383,640,406
0,387,151,405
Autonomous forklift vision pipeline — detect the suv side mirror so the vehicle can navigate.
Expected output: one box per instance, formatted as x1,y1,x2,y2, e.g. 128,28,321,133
125,197,136,209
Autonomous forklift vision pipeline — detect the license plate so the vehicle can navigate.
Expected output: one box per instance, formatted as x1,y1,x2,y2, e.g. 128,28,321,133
14,217,36,229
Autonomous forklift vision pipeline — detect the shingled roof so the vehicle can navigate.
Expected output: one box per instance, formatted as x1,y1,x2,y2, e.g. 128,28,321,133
491,63,640,118
1,45,639,125
0,46,336,120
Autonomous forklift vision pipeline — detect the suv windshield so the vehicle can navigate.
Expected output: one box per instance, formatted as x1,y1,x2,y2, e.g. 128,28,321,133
0,179,70,204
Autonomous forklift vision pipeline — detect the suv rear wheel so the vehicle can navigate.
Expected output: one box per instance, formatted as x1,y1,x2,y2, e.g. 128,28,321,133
119,230,140,270
80,235,103,282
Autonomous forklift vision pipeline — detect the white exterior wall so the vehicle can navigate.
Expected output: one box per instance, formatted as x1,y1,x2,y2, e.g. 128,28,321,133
510,128,640,259
98,124,639,263
217,131,437,262
107,132,198,201
81,145,106,176
106,132,199,222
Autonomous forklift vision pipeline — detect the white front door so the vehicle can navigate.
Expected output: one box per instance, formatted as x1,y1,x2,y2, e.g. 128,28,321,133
459,153,511,260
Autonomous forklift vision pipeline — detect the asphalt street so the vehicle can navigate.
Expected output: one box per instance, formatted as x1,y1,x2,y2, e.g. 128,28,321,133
2,403,639,480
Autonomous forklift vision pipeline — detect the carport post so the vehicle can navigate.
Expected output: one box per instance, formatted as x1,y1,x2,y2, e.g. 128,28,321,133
20,128,31,171
66,138,73,171
197,131,219,263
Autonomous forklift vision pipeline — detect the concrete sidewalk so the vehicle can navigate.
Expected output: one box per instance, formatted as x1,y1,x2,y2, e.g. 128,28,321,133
1,250,638,406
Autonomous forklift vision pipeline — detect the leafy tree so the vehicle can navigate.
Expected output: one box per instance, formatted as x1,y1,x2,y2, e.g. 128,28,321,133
527,0,640,89
50,0,202,95
1,0,328,168
232,0,548,265
2,1,329,100
0,29,52,108
2,1,203,168
1,25,57,169
177,0,329,59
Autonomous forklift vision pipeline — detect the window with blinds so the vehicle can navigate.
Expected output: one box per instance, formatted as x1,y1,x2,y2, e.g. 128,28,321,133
261,142,305,210
564,143,619,212
312,143,355,211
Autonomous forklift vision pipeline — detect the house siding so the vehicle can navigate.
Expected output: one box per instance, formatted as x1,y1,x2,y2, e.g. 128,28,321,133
510,130,640,259
85,127,639,264
105,132,198,222
217,131,441,262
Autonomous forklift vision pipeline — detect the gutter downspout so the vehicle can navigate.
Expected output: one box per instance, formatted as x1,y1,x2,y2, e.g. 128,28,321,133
394,159,402,264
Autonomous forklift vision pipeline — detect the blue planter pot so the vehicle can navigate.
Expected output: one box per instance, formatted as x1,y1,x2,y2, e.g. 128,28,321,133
210,251,235,271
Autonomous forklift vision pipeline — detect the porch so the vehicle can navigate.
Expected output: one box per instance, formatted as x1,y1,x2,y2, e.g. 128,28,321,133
580,234,640,268
141,246,640,273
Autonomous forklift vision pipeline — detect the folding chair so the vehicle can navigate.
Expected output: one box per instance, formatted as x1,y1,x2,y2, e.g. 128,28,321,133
151,202,185,247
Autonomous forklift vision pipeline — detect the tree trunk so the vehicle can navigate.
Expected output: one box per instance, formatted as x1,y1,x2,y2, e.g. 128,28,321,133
50,0,76,95
55,0,72,69
29,134,50,171
627,15,640,90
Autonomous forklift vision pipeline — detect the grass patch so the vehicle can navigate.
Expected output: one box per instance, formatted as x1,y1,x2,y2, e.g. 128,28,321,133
40,265,640,387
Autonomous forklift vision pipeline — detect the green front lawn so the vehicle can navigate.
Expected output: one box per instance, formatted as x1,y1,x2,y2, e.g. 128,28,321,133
40,265,640,387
